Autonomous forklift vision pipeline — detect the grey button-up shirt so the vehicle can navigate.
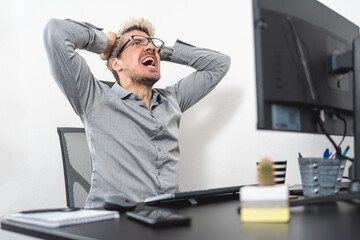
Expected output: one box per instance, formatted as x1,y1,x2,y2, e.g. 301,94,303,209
43,18,231,208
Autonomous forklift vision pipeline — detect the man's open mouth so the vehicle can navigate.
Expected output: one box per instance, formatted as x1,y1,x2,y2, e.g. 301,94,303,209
141,57,155,68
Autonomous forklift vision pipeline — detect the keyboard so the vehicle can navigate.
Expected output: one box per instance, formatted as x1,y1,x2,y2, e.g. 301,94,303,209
144,182,350,204
144,185,242,204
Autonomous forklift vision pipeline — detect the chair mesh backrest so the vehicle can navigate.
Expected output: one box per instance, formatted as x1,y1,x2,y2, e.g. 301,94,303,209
57,128,91,208
273,161,287,184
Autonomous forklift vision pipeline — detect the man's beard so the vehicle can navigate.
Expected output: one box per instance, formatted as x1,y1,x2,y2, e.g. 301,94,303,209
129,70,160,87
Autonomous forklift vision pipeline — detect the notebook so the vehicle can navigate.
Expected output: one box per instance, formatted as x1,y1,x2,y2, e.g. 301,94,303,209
5,209,120,228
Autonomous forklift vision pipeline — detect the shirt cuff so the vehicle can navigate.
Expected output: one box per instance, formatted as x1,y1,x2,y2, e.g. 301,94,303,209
92,29,108,54
171,40,195,66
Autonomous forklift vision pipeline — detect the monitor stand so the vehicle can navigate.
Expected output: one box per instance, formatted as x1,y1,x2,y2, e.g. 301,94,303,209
332,35,360,193
348,35,360,193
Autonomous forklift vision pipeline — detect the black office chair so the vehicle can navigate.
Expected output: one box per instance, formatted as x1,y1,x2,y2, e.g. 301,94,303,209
57,127,91,208
57,81,114,208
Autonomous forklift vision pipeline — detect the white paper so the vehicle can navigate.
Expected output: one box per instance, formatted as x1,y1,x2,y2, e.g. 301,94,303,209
6,209,120,228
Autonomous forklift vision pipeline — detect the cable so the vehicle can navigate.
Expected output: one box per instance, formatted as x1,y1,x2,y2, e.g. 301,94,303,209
334,113,355,162
316,112,342,158
316,110,355,162
336,113,347,148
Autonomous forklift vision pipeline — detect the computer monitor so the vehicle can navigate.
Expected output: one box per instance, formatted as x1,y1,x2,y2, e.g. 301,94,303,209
252,0,360,192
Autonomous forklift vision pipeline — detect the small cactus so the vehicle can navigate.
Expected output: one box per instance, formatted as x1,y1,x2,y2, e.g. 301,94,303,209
258,158,275,186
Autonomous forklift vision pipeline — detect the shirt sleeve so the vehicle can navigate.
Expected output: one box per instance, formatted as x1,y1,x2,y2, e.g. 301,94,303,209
43,18,109,116
170,40,231,112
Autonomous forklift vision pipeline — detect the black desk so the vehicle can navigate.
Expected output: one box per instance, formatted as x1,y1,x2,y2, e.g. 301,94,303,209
2,197,360,240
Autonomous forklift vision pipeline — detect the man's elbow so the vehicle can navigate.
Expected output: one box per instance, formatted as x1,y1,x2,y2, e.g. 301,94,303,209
43,18,58,40
43,18,66,50
223,55,231,73
219,54,231,77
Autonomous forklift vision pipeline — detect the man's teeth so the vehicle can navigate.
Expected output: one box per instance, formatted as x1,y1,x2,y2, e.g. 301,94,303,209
141,57,155,67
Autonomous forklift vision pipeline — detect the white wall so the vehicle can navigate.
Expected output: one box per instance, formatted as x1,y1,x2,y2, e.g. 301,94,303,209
1,0,359,239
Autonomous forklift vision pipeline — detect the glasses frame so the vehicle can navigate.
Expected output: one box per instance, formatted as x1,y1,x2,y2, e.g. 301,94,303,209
115,35,165,58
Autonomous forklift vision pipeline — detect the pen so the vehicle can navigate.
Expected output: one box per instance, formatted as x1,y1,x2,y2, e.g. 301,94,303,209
329,151,336,159
20,208,80,214
343,146,350,156
323,148,330,158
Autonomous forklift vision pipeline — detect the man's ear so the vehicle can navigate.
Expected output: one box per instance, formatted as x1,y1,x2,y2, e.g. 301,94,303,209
111,58,123,72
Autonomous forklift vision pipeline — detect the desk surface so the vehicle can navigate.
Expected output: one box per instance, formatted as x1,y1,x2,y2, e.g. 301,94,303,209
2,197,360,240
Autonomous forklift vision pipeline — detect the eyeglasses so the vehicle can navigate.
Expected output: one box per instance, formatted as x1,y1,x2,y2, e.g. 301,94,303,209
116,35,165,58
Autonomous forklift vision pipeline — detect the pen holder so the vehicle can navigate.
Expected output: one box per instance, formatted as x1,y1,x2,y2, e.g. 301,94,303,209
298,157,346,197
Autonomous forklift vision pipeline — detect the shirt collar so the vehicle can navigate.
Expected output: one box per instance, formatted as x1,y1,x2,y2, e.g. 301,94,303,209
112,83,132,99
152,89,164,104
112,83,164,104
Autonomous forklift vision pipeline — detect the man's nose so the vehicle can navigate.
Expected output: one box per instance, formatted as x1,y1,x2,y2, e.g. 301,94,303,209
144,44,156,53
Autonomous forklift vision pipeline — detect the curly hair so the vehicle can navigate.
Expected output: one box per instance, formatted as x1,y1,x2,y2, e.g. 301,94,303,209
106,18,156,83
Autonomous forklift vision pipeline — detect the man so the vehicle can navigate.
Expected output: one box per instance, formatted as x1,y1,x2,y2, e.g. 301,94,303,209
43,18,231,208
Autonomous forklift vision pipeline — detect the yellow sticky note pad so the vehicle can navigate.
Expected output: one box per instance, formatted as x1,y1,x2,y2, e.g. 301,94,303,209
241,208,290,222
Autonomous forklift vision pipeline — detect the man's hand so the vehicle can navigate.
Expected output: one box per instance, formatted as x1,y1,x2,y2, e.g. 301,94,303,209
100,32,117,60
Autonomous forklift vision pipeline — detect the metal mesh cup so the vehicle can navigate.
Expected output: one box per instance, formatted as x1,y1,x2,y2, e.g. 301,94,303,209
298,157,346,197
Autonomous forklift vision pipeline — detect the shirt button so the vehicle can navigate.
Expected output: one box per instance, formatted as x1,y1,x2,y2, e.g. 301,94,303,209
157,148,161,152
158,171,161,175
135,96,140,100
159,126,163,131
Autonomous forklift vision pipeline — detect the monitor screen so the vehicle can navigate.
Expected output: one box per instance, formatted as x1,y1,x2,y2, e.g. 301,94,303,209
253,0,359,136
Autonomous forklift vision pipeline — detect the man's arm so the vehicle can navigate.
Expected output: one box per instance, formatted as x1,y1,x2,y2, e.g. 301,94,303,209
167,40,231,112
43,18,109,116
